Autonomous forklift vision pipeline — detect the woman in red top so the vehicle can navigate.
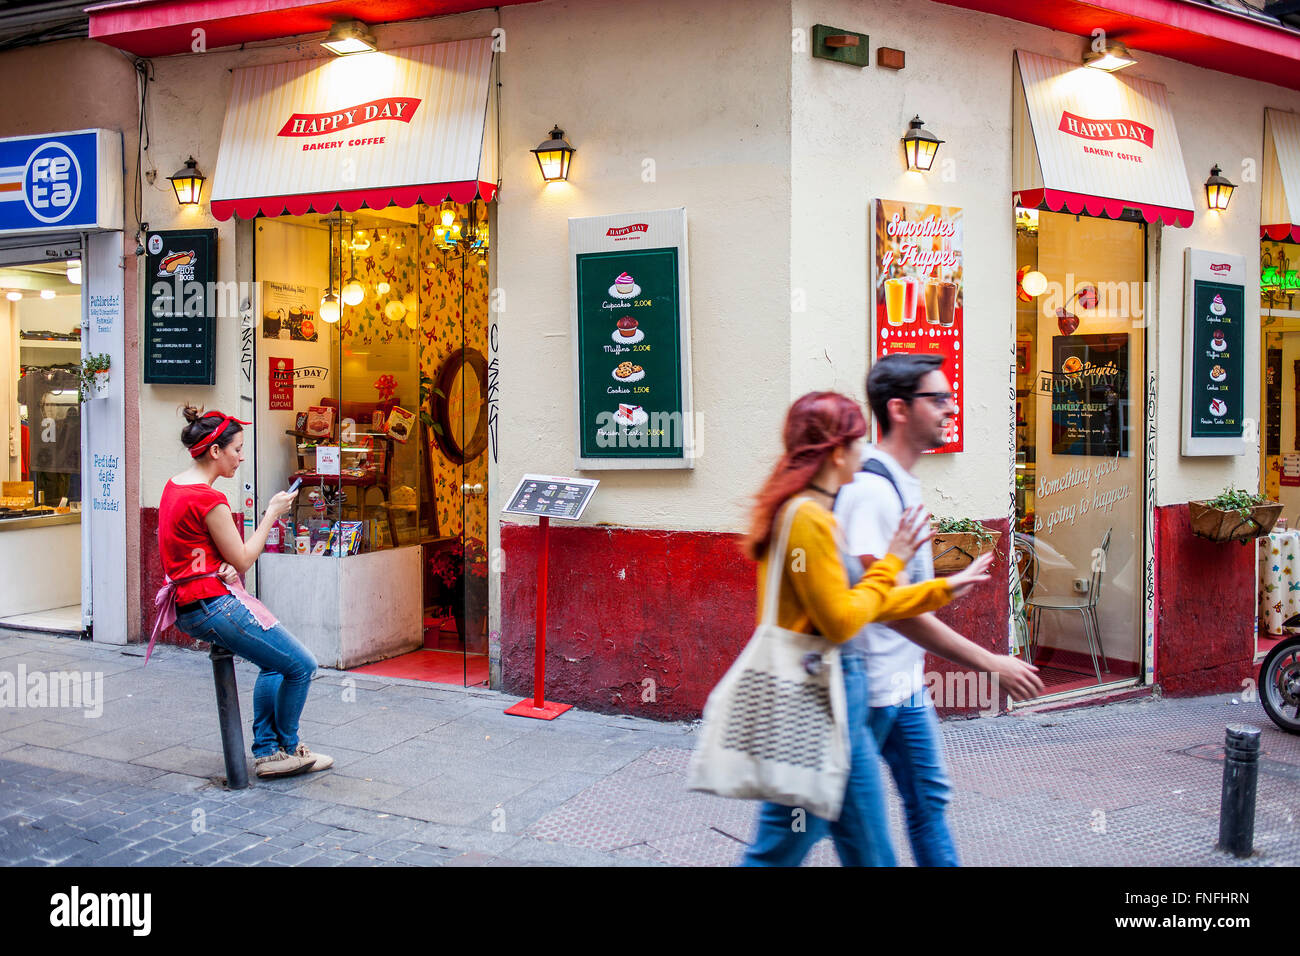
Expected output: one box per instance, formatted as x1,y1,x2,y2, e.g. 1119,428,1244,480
160,405,330,779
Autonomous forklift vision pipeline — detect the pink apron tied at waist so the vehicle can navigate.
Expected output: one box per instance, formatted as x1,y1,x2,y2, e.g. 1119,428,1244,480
146,570,278,665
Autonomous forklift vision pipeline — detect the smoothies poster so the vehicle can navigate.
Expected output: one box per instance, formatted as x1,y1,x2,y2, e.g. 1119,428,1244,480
871,200,964,453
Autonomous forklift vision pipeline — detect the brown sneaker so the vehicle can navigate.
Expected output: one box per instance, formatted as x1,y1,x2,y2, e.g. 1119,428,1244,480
254,749,315,779
294,743,333,773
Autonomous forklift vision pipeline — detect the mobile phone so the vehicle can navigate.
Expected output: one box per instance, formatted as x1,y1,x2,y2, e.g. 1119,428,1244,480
287,477,303,495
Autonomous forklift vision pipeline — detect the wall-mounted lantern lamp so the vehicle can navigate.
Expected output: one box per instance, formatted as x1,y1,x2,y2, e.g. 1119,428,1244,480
1083,40,1136,72
531,125,575,183
902,115,943,172
168,157,206,206
1205,164,1236,212
322,20,376,55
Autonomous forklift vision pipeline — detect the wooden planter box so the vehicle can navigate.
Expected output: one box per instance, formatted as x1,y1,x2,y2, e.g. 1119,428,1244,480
932,530,1001,574
1188,500,1282,543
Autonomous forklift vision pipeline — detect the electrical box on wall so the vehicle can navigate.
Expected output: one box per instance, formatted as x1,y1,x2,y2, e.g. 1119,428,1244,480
812,25,869,67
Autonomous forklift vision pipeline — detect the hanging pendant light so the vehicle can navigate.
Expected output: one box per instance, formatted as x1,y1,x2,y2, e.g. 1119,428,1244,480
341,221,365,306
320,218,340,323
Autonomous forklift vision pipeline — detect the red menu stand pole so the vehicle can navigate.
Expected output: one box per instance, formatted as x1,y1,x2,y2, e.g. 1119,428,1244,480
505,515,573,720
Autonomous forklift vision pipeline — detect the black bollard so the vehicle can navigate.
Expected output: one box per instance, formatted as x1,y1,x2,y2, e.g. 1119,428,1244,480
1217,724,1261,858
209,644,249,790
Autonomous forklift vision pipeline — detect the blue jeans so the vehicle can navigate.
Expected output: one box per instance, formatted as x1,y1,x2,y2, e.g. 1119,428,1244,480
741,655,897,867
867,701,958,866
175,594,317,758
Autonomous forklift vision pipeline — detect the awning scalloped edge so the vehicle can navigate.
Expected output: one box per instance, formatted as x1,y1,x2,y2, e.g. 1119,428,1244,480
1262,224,1300,243
210,181,497,221
1013,187,1194,229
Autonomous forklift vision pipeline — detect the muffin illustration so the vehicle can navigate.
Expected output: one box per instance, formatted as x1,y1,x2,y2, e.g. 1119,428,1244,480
1211,330,1227,351
615,272,635,294
617,316,638,338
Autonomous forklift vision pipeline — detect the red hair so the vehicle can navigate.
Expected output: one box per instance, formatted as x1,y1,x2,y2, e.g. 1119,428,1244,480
743,391,866,560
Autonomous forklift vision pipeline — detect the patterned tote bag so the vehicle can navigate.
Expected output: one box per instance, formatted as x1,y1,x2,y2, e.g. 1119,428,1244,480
687,497,851,820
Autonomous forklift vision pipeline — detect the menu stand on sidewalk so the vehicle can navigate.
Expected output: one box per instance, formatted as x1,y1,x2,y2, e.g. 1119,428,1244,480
502,475,599,721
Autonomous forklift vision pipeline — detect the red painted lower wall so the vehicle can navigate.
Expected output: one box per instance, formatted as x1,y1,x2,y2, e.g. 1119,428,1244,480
1154,503,1254,696
139,506,243,651
499,517,1013,721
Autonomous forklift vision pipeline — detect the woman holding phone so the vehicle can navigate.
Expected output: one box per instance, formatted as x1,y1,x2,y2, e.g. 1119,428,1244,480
739,392,993,866
151,405,331,779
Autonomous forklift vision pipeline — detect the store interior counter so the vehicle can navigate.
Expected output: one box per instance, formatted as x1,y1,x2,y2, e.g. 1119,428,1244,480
0,512,80,618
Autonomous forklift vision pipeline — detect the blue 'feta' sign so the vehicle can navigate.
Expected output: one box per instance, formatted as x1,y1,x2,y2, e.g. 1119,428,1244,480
0,130,122,236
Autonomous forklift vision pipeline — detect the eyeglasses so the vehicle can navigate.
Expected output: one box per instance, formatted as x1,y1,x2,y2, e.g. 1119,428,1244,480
911,391,955,407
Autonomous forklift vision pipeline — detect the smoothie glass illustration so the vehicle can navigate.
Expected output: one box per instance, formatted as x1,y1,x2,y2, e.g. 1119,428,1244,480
885,277,917,326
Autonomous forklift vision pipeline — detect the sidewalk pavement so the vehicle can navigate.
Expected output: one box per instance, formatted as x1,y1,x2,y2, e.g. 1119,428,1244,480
0,630,1297,866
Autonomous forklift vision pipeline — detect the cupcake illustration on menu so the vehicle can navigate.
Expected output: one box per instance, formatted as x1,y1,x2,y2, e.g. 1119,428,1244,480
1211,330,1228,352
608,272,641,299
1209,398,1227,417
1209,294,1227,317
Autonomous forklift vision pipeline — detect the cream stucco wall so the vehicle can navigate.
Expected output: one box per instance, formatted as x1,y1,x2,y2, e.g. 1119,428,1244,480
137,0,793,537
135,0,1300,540
791,0,1300,520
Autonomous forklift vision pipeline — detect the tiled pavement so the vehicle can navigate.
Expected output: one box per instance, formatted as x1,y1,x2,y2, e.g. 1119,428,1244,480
0,630,1297,866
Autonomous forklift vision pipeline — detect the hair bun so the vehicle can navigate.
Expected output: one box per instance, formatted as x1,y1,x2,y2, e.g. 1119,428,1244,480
181,403,205,424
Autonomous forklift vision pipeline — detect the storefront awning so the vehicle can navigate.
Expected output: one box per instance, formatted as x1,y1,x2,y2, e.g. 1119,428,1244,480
210,38,496,221
1013,50,1195,228
1263,108,1300,244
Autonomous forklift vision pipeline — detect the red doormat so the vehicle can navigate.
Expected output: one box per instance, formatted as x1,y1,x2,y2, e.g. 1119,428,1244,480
351,649,488,687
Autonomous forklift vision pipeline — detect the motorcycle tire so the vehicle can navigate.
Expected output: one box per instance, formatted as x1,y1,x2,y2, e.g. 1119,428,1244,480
1260,636,1300,735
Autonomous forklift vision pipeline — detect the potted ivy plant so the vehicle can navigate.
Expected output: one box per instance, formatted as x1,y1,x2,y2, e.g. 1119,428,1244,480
78,353,111,401
931,517,1001,574
1188,485,1282,544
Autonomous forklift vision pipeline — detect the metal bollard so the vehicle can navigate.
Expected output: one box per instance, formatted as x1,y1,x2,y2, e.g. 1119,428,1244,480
209,644,249,790
1217,724,1261,858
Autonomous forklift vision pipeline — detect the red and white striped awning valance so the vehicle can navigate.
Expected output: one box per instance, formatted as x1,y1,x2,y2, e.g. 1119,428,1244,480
210,38,497,221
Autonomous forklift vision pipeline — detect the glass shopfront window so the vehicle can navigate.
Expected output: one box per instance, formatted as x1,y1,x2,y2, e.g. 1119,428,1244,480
1014,208,1146,697
0,256,83,629
253,202,491,685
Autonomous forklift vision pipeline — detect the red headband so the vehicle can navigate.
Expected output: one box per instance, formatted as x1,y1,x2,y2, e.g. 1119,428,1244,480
189,411,251,458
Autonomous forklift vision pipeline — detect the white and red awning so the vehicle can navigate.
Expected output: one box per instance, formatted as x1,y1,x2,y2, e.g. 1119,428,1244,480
1263,108,1300,244
210,38,497,221
1013,49,1194,228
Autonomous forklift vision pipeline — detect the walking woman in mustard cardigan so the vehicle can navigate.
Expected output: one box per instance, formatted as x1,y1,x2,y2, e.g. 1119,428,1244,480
739,391,992,866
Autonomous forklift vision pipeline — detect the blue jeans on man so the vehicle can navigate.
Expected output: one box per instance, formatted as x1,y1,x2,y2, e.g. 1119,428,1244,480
741,654,897,867
867,698,959,867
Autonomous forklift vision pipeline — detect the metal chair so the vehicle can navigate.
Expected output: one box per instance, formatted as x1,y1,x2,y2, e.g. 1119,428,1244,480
1026,528,1112,683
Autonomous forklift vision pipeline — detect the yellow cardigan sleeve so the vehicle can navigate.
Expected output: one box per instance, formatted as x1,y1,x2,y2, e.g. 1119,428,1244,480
780,500,952,644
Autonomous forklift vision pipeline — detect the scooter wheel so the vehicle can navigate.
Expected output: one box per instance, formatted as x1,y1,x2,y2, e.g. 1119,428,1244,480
1260,637,1300,735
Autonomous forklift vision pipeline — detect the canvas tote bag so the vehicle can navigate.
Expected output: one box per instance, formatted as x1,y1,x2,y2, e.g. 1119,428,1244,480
687,496,851,820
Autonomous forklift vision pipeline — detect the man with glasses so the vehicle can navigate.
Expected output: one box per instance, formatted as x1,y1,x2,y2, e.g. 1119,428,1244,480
835,354,1044,865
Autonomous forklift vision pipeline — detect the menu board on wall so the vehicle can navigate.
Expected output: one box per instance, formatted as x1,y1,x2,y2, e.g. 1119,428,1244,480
871,200,964,453
1049,333,1130,457
1181,249,1247,456
143,228,217,384
569,208,694,470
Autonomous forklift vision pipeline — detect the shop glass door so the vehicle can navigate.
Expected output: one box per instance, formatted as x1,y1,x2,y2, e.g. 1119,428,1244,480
0,254,84,631
1014,208,1145,697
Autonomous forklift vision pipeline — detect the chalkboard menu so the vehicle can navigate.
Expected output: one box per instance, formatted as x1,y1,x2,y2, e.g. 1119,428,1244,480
1182,250,1247,456
502,474,599,520
1050,333,1130,457
1266,348,1282,457
569,209,694,470
143,228,217,384
1188,280,1245,438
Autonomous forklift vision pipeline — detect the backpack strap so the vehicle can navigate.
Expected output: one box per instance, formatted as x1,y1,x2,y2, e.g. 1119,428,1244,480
860,458,905,510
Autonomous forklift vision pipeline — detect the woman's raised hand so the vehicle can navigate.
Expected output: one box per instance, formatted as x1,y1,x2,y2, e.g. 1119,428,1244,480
267,489,297,521
946,551,994,599
886,505,933,565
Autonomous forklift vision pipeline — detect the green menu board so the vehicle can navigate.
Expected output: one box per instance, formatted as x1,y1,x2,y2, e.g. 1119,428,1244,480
1188,279,1244,439
575,247,684,460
